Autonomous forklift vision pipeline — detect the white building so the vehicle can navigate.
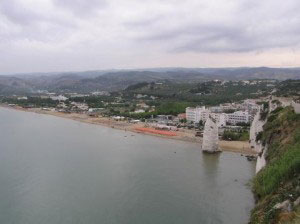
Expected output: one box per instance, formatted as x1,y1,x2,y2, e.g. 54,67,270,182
186,106,206,123
17,96,28,100
226,111,251,125
186,106,226,127
200,108,211,121
186,105,252,126
134,109,145,113
209,106,223,113
91,91,110,96
50,95,68,101
220,103,236,111
237,99,261,115
88,108,104,112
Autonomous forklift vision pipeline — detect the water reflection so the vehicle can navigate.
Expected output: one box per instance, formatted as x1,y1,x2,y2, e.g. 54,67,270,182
202,153,221,178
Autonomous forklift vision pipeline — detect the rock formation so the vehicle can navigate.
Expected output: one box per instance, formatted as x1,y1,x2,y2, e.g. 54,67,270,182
202,116,221,153
250,108,268,173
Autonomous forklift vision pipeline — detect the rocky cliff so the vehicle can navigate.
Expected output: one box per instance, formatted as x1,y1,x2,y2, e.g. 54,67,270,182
250,106,300,223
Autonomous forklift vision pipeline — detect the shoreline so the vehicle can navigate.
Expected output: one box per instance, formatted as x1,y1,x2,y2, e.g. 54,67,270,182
0,104,257,155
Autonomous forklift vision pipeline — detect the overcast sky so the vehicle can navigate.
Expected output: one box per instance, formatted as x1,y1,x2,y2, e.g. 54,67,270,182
1,0,300,73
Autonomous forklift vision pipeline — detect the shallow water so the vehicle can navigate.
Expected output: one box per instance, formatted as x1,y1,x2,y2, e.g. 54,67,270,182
0,107,255,224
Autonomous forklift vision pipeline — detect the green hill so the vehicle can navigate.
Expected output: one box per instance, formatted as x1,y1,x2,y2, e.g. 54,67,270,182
250,106,300,223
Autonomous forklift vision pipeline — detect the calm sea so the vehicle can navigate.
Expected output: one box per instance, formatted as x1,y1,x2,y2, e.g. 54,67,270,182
0,107,255,224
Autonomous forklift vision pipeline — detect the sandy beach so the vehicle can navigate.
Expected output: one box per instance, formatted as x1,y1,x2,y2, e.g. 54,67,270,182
0,105,257,155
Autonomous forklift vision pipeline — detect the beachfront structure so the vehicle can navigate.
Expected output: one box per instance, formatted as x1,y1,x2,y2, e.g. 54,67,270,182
112,116,125,121
186,105,252,126
186,106,212,123
71,102,89,111
199,108,211,121
226,111,251,125
155,115,174,124
186,106,229,127
186,106,206,123
202,117,220,153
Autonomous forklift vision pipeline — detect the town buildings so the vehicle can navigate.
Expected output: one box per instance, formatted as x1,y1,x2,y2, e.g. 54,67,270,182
186,100,254,127
226,111,251,125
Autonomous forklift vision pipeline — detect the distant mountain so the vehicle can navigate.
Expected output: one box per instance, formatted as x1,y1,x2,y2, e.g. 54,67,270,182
1,67,300,94
0,76,33,94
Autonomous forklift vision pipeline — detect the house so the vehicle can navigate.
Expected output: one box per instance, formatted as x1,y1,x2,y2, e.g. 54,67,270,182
87,108,105,116
71,102,89,111
177,113,186,120
135,94,147,99
112,116,125,121
155,115,174,124
134,109,145,113
17,96,28,100
91,91,110,96
50,95,68,101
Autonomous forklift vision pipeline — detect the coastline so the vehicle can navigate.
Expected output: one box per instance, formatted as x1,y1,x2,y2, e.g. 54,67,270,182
0,104,256,155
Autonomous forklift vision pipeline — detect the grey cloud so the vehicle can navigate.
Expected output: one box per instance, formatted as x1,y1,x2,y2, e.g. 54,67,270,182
0,0,42,26
52,0,107,16
1,0,300,73
170,24,300,53
0,0,78,43
124,14,165,28
128,0,300,53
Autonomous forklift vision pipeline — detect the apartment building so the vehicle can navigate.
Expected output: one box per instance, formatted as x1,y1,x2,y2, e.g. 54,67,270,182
226,111,251,125
186,106,206,123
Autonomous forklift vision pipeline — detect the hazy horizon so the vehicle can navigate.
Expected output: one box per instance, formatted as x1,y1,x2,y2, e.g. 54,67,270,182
1,0,300,73
1,66,300,77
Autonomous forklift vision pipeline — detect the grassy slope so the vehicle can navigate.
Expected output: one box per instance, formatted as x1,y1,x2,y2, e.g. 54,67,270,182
250,107,300,224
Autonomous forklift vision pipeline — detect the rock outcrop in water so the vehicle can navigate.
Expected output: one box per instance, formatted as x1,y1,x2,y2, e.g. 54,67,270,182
202,116,221,153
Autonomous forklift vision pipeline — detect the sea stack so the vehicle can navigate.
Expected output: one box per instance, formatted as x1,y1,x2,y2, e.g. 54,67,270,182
202,116,221,153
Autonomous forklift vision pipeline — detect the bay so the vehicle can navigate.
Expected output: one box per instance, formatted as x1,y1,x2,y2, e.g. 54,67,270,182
0,107,255,224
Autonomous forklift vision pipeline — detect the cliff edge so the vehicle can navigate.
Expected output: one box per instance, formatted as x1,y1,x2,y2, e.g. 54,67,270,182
250,106,300,223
